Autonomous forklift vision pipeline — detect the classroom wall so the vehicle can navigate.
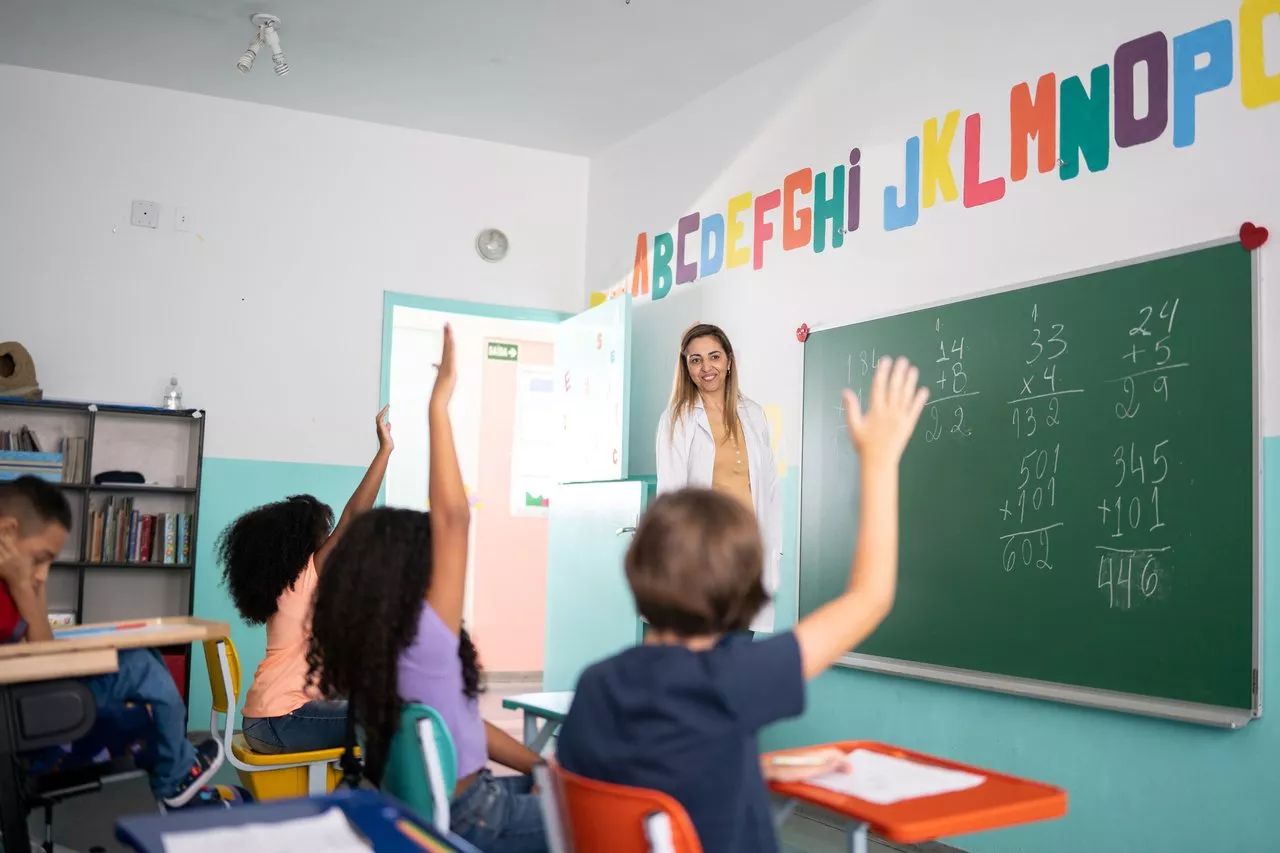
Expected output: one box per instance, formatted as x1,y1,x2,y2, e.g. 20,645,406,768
586,1,1280,850
0,64,589,726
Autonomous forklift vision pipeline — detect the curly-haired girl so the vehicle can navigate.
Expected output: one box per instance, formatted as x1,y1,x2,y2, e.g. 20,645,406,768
308,325,546,853
217,406,393,754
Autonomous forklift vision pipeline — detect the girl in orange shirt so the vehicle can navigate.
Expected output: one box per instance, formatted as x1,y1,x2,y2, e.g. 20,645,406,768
217,407,393,753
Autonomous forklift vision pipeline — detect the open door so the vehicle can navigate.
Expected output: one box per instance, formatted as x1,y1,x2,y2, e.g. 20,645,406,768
554,293,632,484
382,293,636,683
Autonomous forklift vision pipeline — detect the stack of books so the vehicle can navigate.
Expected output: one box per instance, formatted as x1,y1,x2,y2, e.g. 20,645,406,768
0,427,63,482
89,497,193,565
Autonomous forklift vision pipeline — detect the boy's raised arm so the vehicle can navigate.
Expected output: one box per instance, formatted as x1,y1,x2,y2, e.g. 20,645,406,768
794,357,927,680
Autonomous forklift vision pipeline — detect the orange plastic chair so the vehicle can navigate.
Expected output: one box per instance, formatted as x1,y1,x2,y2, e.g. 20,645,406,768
536,758,703,853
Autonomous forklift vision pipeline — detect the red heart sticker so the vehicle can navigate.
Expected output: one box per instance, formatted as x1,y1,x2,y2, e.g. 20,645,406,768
796,324,811,343
1240,221,1269,251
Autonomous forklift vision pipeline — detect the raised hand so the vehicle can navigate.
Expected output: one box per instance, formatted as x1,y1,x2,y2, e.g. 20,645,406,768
844,356,929,464
376,405,393,452
430,324,457,408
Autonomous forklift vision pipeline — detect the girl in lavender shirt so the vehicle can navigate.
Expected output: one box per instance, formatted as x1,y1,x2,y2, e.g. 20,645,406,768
307,325,547,853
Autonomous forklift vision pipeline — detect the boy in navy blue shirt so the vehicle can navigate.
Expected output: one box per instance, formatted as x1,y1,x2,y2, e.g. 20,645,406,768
558,357,928,853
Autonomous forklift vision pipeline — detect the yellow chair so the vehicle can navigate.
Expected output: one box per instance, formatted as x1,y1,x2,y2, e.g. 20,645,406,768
202,637,349,800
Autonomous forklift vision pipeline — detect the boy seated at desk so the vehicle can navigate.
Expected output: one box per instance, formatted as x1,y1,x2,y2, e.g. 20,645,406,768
0,476,226,809
557,357,927,853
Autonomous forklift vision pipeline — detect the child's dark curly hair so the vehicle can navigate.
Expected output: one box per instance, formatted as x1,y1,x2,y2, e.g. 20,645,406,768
217,495,334,625
306,507,483,784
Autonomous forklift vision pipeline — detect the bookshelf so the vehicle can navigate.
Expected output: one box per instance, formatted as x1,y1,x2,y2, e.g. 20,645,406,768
0,397,206,703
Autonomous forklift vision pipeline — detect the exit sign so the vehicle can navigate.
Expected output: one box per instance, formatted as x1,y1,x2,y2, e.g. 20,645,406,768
487,342,519,361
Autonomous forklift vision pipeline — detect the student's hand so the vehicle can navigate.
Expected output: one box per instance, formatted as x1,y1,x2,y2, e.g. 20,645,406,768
762,748,851,783
845,356,928,465
0,530,31,589
430,324,457,408
376,405,393,452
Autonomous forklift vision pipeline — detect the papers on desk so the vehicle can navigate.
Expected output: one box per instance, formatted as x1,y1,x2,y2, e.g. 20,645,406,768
162,808,371,853
808,749,986,805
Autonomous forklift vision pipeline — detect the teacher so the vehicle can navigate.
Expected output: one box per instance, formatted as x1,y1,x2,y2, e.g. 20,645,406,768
655,323,780,633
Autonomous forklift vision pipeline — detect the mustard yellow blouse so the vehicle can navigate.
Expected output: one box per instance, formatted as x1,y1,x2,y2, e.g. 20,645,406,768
711,418,753,514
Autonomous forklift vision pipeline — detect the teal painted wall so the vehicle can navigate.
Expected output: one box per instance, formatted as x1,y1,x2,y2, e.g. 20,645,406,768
187,456,365,731
760,439,1276,852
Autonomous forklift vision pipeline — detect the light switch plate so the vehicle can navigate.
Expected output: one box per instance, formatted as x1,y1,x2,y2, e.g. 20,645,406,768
131,200,160,229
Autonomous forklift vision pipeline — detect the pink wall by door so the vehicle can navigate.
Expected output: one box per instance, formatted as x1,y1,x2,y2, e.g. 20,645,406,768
471,339,552,673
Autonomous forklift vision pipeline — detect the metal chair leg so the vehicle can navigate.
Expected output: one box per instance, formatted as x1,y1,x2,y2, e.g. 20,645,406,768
847,820,868,853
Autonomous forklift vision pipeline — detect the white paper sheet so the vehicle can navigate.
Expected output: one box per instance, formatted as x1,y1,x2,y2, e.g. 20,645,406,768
161,808,372,853
808,749,986,805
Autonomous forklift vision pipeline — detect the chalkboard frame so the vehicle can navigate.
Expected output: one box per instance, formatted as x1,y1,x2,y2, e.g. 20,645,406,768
794,236,1263,728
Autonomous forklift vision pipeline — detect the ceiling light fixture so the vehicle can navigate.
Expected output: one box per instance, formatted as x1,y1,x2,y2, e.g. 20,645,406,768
238,13,289,76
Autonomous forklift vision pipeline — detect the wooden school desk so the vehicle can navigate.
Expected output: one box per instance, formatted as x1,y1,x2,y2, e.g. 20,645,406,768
0,616,228,853
116,788,483,852
502,691,573,753
767,741,1066,853
0,615,229,662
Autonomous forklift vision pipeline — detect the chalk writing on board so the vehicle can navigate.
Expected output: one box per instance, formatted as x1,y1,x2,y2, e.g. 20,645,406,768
1097,302,1182,609
1000,522,1062,573
926,319,977,442
1000,304,1072,572
1096,549,1163,610
1112,299,1183,418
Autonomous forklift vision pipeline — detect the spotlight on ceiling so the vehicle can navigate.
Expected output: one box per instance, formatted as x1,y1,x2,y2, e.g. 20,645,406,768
238,13,289,76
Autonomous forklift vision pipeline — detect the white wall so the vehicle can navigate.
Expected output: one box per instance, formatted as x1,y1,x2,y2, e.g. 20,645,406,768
585,2,1280,850
0,64,588,467
589,0,1280,464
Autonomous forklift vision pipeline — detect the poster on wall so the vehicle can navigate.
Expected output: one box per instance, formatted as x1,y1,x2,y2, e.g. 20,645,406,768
510,364,558,514
555,294,632,484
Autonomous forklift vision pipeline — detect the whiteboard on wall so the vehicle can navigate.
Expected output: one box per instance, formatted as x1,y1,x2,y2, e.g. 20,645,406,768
554,294,632,483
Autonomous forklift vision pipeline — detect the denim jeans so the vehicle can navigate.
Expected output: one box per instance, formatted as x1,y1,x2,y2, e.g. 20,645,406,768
450,770,547,853
242,699,348,754
82,648,195,799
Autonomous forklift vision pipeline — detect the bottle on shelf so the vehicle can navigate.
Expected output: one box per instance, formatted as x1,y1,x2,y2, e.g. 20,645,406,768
163,377,183,410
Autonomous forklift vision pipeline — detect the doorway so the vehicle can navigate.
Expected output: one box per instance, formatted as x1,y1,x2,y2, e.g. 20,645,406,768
381,293,568,676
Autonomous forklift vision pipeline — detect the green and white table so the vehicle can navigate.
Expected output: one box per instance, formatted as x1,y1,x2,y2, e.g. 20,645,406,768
502,691,573,754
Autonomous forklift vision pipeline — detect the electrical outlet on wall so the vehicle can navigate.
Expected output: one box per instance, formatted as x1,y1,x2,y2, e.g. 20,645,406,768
175,207,191,232
130,200,160,229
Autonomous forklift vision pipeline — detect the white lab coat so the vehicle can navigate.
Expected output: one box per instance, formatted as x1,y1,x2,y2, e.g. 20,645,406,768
655,395,781,633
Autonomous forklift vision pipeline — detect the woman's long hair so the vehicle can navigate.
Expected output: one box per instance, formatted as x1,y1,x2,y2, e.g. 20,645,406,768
668,323,742,445
306,507,483,784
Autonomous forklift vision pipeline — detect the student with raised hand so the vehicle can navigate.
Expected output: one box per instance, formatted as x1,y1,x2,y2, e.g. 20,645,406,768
557,356,928,853
308,325,547,853
217,406,393,754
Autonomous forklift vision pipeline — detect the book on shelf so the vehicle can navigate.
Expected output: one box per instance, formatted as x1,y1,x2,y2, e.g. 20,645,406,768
89,497,192,565
0,425,43,452
0,426,70,482
0,451,63,483
60,437,87,483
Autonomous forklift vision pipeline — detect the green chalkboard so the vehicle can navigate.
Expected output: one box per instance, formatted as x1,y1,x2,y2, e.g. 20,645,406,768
798,241,1259,723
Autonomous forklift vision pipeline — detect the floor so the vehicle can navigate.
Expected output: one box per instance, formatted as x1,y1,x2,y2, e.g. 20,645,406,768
27,679,917,853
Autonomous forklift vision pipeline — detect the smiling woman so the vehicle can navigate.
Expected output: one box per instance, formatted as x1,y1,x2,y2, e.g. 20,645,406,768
654,323,781,634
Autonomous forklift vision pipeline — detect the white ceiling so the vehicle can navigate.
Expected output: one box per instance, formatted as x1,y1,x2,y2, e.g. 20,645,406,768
0,0,866,154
